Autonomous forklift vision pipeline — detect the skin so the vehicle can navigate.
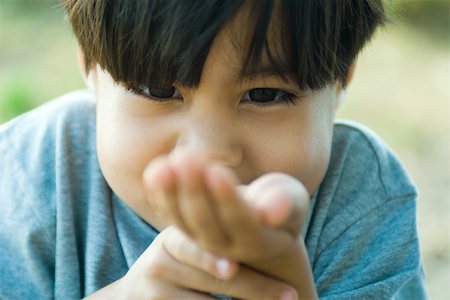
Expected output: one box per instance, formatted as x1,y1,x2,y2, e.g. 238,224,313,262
87,226,298,300
143,153,317,298
91,22,340,233
81,2,355,298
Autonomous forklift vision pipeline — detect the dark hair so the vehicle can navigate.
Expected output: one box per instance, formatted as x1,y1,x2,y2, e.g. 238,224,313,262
61,0,386,90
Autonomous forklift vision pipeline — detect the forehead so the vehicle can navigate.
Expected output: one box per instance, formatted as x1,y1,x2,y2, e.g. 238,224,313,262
211,1,293,81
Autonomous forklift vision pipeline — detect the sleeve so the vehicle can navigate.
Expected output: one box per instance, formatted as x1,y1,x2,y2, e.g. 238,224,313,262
0,113,56,299
0,91,98,299
308,122,429,299
0,194,55,299
394,267,428,299
313,193,425,299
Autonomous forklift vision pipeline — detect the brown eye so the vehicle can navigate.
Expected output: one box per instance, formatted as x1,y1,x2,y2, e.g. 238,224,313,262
129,84,182,101
248,88,278,103
241,88,298,106
146,86,176,98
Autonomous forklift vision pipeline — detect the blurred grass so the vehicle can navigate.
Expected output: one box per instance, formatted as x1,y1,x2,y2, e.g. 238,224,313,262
1,0,449,299
0,0,84,123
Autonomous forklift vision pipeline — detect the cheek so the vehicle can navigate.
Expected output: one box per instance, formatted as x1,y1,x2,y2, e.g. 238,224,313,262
96,107,177,206
255,127,332,195
247,100,334,194
295,129,333,194
299,101,335,193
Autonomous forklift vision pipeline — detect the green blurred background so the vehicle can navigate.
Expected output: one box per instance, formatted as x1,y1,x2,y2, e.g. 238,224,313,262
0,0,449,298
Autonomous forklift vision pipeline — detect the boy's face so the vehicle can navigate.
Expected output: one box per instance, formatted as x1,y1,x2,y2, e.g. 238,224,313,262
88,7,342,230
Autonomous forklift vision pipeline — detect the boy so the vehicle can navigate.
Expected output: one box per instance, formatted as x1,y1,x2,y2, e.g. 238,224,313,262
0,0,428,299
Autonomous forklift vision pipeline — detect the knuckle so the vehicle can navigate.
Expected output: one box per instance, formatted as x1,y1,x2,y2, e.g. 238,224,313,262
177,233,196,259
163,228,186,261
144,246,173,280
171,236,185,261
146,259,170,279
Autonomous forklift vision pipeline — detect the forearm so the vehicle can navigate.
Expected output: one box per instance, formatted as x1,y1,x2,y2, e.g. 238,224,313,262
246,239,317,300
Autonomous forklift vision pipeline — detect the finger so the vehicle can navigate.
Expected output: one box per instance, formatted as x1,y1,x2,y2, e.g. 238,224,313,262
133,282,216,300
244,173,310,236
225,268,298,300
254,188,294,227
171,290,215,300
163,227,239,280
203,164,261,245
157,228,298,300
170,152,229,246
166,254,297,300
125,234,217,300
143,156,190,234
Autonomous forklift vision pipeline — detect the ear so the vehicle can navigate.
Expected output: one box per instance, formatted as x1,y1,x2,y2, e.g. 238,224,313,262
77,47,97,91
335,62,356,111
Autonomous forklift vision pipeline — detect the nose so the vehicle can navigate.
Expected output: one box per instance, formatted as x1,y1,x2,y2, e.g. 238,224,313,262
173,108,243,168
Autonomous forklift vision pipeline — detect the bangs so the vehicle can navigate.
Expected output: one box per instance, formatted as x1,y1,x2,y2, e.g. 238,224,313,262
63,0,385,91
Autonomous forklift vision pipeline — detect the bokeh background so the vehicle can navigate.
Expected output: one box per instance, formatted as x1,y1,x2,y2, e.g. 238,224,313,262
0,0,449,298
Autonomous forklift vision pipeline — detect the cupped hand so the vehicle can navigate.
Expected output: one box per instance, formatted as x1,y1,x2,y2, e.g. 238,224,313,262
142,151,310,263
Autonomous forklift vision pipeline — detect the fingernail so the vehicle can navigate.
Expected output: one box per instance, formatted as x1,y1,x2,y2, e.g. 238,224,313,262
280,289,296,300
216,258,231,279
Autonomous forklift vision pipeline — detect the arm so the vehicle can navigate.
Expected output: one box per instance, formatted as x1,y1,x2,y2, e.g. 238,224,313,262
84,226,296,300
244,240,317,300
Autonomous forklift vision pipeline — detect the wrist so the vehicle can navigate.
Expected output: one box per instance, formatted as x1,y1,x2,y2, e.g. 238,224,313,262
83,277,125,300
245,239,318,299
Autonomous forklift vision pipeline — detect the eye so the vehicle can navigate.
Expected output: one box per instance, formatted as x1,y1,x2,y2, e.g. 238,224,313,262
241,88,297,105
126,84,182,101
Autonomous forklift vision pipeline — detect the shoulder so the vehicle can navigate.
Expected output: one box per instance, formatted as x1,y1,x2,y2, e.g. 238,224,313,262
0,89,96,189
0,90,98,298
305,120,423,298
0,89,97,240
330,119,416,198
0,88,97,194
0,89,96,144
310,119,418,246
0,89,96,162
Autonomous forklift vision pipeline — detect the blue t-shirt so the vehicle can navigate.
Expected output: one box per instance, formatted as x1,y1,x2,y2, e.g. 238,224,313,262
0,91,428,299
